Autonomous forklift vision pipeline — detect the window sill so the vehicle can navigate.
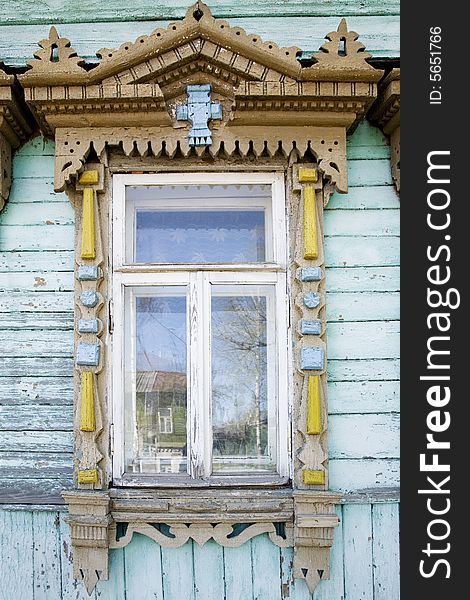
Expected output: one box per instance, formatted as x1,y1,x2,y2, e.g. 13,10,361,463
112,474,290,488
109,486,294,524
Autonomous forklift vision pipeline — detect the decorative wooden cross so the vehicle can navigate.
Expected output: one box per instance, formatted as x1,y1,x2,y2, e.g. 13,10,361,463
176,84,222,146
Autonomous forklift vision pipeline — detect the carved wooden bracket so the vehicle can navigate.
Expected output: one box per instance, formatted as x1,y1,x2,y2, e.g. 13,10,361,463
16,1,385,594
369,68,400,191
63,489,340,595
0,69,32,211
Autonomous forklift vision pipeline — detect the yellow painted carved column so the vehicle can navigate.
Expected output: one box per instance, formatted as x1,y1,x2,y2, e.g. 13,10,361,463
299,168,319,260
306,376,321,435
80,372,96,432
79,170,99,259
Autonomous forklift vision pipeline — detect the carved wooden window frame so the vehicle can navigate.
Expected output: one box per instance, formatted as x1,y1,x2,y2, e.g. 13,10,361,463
18,2,384,594
111,171,291,487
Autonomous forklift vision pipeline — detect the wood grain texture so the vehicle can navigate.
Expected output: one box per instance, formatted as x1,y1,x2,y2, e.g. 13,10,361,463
0,1,400,25
372,504,400,600
0,404,73,430
0,376,73,405
193,540,225,600
343,505,373,600
161,543,196,600
0,251,74,272
251,535,282,599
123,534,164,600
0,357,73,377
32,511,62,599
328,381,399,414
326,267,400,292
0,16,399,68
0,451,73,478
329,413,400,459
0,510,34,600
329,458,399,492
224,543,254,600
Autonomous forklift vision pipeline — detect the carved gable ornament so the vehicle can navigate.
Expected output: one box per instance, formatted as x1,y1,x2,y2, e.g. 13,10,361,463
0,67,32,211
19,2,383,595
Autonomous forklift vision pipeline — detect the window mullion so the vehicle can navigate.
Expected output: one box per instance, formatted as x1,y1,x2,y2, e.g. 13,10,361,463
202,272,212,478
188,271,207,478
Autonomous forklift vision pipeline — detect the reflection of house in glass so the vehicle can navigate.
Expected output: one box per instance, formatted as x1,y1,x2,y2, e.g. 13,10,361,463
129,371,187,474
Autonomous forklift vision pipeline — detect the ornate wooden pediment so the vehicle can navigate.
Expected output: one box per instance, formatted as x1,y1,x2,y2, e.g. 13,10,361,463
20,2,382,194
0,67,32,210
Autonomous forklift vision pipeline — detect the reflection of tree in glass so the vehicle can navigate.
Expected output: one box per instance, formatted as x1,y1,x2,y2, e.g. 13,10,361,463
212,295,268,466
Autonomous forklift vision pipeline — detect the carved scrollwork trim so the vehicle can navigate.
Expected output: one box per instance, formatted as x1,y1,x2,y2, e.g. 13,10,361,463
368,68,400,192
54,126,347,194
0,69,32,210
109,522,294,550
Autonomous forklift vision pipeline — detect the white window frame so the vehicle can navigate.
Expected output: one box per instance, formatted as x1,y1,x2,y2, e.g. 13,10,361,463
111,172,290,486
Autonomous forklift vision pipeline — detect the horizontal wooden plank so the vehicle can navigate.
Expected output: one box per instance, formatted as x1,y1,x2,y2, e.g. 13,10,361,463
0,452,73,478
0,478,71,503
328,321,399,359
329,458,399,492
328,381,399,414
12,155,55,180
9,178,64,203
0,431,73,453
348,159,393,187
0,292,74,313
324,236,399,267
346,145,390,160
0,330,73,357
328,359,399,381
0,251,74,273
324,210,399,236
325,266,400,292
326,291,399,322
0,1,400,25
329,413,399,459
0,202,74,226
0,225,74,251
347,122,389,148
13,136,55,157
0,405,73,431
0,271,73,292
327,185,399,210
0,15,399,68
0,376,73,405
0,357,74,377
0,312,73,330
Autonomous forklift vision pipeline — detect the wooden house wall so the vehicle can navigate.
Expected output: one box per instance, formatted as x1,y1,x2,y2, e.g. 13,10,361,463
0,1,399,598
0,120,400,599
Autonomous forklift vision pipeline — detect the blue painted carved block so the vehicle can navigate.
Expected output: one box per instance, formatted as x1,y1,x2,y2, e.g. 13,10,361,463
76,342,101,366
300,347,325,370
303,292,321,309
176,84,222,146
80,291,99,308
78,319,99,334
299,267,322,282
78,266,100,281
300,320,322,335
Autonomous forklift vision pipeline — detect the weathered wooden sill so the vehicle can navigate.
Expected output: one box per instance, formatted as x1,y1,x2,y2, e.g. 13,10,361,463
109,486,295,523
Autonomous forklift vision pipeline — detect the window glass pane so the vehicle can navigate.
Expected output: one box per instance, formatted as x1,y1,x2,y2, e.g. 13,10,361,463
124,286,187,475
211,284,277,474
126,184,271,263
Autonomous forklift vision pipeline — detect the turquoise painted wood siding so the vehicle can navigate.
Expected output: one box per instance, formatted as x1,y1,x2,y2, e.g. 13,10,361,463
0,1,399,67
0,120,399,501
0,503,399,599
